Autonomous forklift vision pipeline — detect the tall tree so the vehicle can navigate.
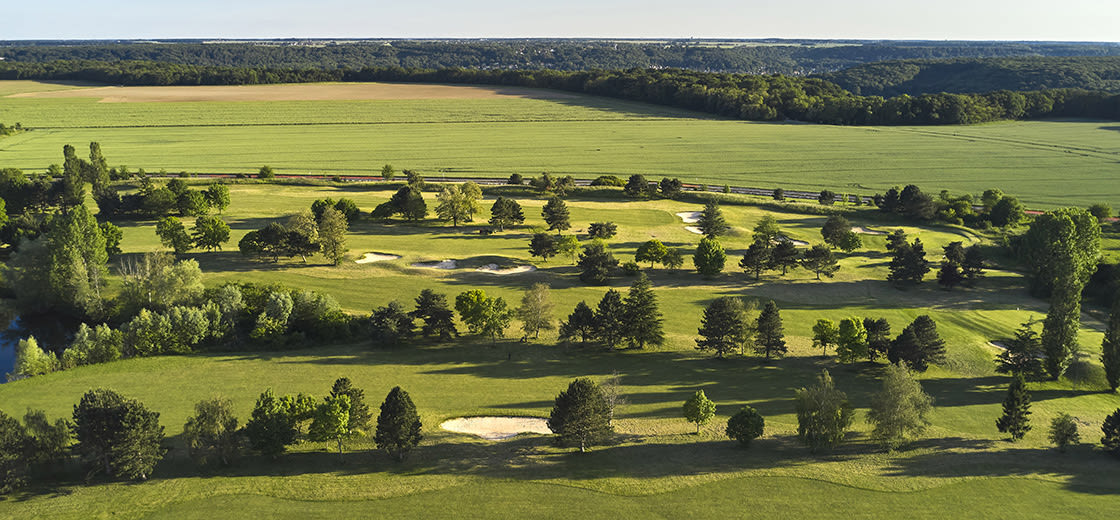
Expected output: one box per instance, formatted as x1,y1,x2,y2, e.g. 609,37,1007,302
72,388,164,480
635,239,668,268
577,240,617,284
517,283,555,340
624,273,664,349
682,390,717,434
768,239,800,276
864,317,892,362
866,362,934,450
755,300,787,359
739,240,772,280
435,185,471,227
44,205,110,316
308,395,351,460
317,206,349,265
542,197,571,234
1103,300,1120,392
996,374,1032,441
888,315,946,372
820,215,851,248
693,236,726,278
697,201,729,238
995,321,1045,380
411,289,457,340
460,181,483,221
330,377,372,433
192,215,231,251
488,197,524,231
559,301,597,345
375,387,422,461
547,378,612,452
795,370,854,453
370,301,415,348
836,317,869,363
244,389,298,459
156,216,192,254
593,289,627,349
183,397,240,466
962,245,986,286
696,297,754,359
801,244,840,280
529,233,558,261
1017,207,1101,297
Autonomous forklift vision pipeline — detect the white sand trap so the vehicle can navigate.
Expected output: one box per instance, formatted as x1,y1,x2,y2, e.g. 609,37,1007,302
476,264,537,275
988,341,1047,358
440,416,551,440
778,235,810,246
676,211,702,223
684,226,704,234
355,253,401,264
411,260,457,269
851,226,886,235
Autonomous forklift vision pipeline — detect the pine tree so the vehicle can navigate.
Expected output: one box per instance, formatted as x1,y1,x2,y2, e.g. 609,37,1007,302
623,273,663,349
888,315,946,372
593,289,627,349
801,244,840,280
559,301,597,345
1042,290,1081,380
542,197,571,233
1101,300,1120,391
864,317,892,362
577,240,618,284
72,389,164,480
529,233,558,261
693,236,726,278
410,289,457,340
820,215,851,248
375,387,422,461
962,245,986,286
697,201,729,237
996,374,1032,441
937,260,963,290
682,390,717,434
1103,408,1120,457
488,197,524,231
995,321,1045,380
330,377,372,433
370,301,415,348
885,229,907,251
768,239,800,276
755,300,787,359
696,297,754,358
739,240,772,280
547,378,612,452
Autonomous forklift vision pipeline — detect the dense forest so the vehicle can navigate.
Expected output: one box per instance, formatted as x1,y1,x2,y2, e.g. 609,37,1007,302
2,40,1119,75
2,60,1118,125
819,56,1120,96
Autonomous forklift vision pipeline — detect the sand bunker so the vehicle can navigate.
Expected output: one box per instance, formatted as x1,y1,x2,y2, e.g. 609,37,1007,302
440,416,551,440
988,341,1047,358
355,253,401,264
676,211,702,223
411,260,457,269
778,236,810,246
851,226,886,235
476,264,537,275
684,226,704,234
8,82,577,103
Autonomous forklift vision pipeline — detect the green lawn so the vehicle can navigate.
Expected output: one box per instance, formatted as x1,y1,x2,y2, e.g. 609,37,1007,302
2,81,1118,208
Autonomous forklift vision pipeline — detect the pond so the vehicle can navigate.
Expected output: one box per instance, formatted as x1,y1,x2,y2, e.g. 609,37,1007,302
0,315,75,383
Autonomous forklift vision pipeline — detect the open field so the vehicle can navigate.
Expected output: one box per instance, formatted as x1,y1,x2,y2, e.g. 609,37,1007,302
7,82,581,102
2,81,1119,208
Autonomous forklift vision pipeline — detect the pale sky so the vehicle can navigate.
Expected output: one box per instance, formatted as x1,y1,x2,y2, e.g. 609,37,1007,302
2,0,1117,42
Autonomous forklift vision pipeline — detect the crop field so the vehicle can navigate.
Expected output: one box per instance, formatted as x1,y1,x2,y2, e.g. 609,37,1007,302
1,81,1119,208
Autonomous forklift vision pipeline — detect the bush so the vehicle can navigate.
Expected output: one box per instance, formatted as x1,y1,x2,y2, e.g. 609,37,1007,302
1048,413,1079,452
621,261,641,276
590,175,624,187
726,406,765,447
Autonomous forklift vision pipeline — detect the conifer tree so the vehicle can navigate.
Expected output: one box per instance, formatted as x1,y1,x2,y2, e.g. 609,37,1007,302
623,274,663,349
739,240,771,280
559,301,597,345
375,387,422,461
488,197,524,231
542,197,571,234
863,317,892,362
1101,300,1120,391
801,244,840,280
962,245,986,286
768,239,800,276
996,374,1032,441
995,321,1045,380
888,315,946,372
696,297,754,358
593,289,627,349
547,378,612,452
1102,408,1120,456
577,240,618,284
697,201,729,238
411,289,457,340
693,236,726,278
755,300,787,359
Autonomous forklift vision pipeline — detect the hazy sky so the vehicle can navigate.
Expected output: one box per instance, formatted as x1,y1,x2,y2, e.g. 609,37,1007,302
3,0,1117,41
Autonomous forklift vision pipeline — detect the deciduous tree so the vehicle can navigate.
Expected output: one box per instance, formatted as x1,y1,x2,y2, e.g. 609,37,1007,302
725,406,765,447
517,283,555,340
183,398,240,466
795,370,854,453
682,390,716,434
866,362,933,449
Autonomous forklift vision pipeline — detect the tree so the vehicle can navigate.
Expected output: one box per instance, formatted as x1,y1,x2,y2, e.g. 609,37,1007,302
693,236,726,278
460,181,482,221
1041,294,1082,380
183,398,240,466
177,190,208,217
22,409,71,465
885,229,907,252
488,197,524,231
156,216,192,254
990,196,1025,228
587,222,617,240
1103,300,1120,392
821,215,851,248
635,239,668,268
529,233,558,261
1017,207,1100,297
375,387,422,461
41,205,109,316
517,283,555,340
801,244,840,280
547,378,612,452
811,319,839,356
697,201,729,238
0,411,30,493
772,188,785,201
899,185,936,220
101,222,123,255
768,239,800,276
283,211,320,262
726,406,765,447
556,235,581,264
624,174,652,197
455,290,514,341
317,206,348,265
542,197,570,233
887,239,930,285
1048,413,1079,452
739,240,771,280
1088,203,1113,222
411,290,457,340
962,245,986,286
836,231,862,253
205,183,230,213
559,301,597,345
996,374,1032,441
795,370,854,453
996,321,1045,380
624,273,664,349
682,390,716,434
387,186,427,221
696,297,754,358
244,389,298,459
888,316,946,372
663,247,684,270
659,177,683,198
937,260,964,290
435,185,471,227
836,318,869,363
751,215,781,244
818,190,837,205
866,362,934,450
257,165,275,179
577,240,618,284
380,164,396,181
87,142,110,190
330,377,372,433
370,301,415,348
1102,409,1120,457
309,395,350,460
593,289,627,349
755,300,787,359
72,388,164,480
12,337,59,379
864,317,892,362
191,215,230,251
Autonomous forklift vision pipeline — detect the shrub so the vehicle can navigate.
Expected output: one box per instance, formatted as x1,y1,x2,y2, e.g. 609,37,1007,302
726,406,765,447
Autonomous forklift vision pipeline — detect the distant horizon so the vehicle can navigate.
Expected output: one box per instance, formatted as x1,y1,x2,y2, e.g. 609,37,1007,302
2,37,1119,45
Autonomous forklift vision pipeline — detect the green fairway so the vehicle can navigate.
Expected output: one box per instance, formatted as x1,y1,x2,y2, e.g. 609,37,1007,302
2,81,1118,208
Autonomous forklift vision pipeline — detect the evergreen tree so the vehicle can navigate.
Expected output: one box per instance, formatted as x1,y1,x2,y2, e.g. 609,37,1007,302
752,215,781,244
370,301,415,348
995,321,1045,380
768,239,800,276
330,378,372,433
888,239,930,285
1048,413,1080,452
577,240,618,284
996,374,1032,441
411,289,457,340
488,197,524,231
866,362,934,450
0,410,30,493
942,241,966,264
725,406,765,447
820,215,851,248
183,397,240,466
885,229,907,252
801,244,840,280
244,389,298,459
659,177,683,198
1102,408,1120,457
962,245,986,286
888,315,946,372
662,247,684,270
693,236,726,278
863,317,892,362
587,222,618,240
836,231,862,253
375,387,422,461
72,388,164,480
547,378,612,452
682,390,717,434
623,273,664,349
795,370,854,453
624,174,652,198
517,283,555,340
697,201,729,238
559,301,597,346
1103,300,1120,392
593,289,627,349
542,197,571,233
739,240,772,280
528,233,558,261
755,300,787,359
696,297,754,358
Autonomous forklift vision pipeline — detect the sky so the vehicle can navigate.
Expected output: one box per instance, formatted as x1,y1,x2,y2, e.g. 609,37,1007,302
3,0,1118,42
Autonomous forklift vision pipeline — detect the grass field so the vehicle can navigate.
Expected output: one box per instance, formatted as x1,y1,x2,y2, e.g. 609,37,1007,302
1,182,1119,518
2,81,1118,209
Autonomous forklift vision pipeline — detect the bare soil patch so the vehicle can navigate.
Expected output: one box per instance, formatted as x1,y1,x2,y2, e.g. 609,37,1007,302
7,82,578,103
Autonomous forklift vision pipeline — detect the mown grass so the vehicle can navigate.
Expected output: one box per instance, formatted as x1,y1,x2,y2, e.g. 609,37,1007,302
1,81,1119,208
